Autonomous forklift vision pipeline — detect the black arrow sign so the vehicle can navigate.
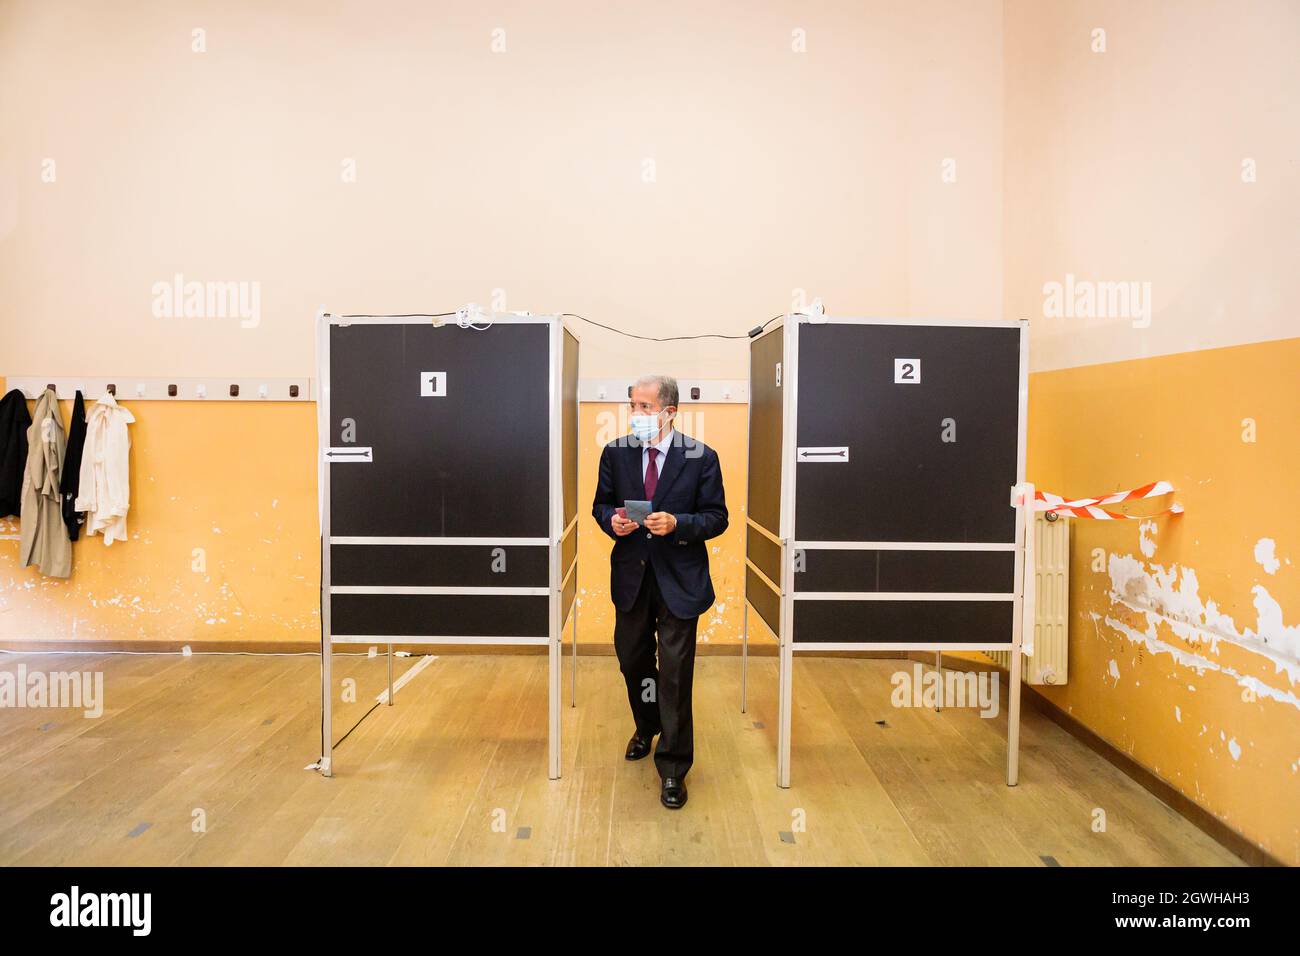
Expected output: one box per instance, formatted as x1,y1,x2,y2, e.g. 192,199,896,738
326,450,371,458
800,450,846,458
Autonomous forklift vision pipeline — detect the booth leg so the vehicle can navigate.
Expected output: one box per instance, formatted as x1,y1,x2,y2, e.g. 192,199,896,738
570,589,578,708
1007,646,1022,786
387,643,394,706
316,314,334,778
935,651,943,712
319,636,333,777
740,601,749,714
776,639,792,789
1006,479,1032,787
548,636,562,780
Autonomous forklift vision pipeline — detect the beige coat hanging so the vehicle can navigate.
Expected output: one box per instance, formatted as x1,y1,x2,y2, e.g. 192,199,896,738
75,391,135,545
20,389,71,578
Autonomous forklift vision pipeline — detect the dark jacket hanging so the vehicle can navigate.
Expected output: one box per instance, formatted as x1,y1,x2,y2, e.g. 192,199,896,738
60,390,88,539
0,388,33,518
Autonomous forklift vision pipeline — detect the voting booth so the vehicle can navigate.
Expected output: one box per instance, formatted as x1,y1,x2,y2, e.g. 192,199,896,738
314,310,579,779
743,313,1032,788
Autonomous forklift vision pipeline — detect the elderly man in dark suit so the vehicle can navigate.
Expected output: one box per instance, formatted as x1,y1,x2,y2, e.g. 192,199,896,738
591,375,729,809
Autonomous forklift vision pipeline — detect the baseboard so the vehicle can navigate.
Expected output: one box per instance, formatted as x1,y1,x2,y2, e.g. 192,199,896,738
0,640,775,656
0,640,935,659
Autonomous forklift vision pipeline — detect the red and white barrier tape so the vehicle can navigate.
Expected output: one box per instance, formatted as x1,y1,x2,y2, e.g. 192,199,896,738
1030,480,1183,520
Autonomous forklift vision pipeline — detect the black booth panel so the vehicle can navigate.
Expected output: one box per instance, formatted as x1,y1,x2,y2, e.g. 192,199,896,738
561,568,577,625
332,593,550,637
793,323,1020,544
793,549,1015,593
328,322,551,537
747,327,785,537
562,327,579,528
746,566,782,638
330,544,549,588
792,599,1013,645
746,531,782,588
561,523,577,576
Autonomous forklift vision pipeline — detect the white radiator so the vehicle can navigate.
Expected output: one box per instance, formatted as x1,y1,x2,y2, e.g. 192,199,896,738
990,513,1069,685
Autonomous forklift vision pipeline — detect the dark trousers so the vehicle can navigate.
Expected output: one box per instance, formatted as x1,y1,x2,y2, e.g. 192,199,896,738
613,565,699,780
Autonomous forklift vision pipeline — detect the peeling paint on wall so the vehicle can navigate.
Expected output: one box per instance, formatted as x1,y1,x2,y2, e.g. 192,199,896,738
1103,547,1300,712
1138,520,1158,559
1255,538,1281,575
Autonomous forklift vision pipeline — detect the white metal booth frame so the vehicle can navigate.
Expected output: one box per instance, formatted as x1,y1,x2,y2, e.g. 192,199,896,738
741,314,1034,789
314,311,579,780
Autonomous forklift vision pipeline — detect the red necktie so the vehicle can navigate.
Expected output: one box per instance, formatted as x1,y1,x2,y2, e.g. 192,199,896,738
644,447,660,499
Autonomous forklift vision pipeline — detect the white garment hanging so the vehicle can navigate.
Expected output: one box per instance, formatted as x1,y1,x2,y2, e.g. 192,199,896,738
75,392,135,545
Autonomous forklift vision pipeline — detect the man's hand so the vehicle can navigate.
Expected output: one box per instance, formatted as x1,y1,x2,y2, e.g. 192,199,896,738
644,512,677,536
611,514,640,536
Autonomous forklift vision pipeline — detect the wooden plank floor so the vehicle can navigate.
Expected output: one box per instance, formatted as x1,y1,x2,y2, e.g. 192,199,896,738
0,651,1242,866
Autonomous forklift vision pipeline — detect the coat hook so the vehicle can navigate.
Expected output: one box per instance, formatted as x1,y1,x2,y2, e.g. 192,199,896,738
168,384,178,397
47,383,57,393
229,384,240,397
106,383,116,396
289,384,300,398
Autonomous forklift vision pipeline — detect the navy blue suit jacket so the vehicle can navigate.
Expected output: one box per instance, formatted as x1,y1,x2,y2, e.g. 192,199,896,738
591,433,729,620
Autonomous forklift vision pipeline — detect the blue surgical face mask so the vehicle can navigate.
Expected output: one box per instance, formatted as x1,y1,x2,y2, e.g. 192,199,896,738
630,412,663,443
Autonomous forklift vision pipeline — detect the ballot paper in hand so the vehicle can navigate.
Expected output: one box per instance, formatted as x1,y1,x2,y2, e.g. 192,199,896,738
622,499,653,524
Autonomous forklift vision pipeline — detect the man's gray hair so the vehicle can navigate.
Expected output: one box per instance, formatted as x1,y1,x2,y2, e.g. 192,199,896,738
633,374,679,408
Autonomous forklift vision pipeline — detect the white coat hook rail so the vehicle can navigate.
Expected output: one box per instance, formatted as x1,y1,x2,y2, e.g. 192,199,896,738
7,377,314,402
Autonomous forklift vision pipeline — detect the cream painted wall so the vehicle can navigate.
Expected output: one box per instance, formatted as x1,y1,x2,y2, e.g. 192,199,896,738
0,0,1004,381
1003,0,1300,372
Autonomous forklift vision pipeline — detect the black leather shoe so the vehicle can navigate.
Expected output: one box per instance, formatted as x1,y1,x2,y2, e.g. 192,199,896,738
660,777,687,809
625,733,653,761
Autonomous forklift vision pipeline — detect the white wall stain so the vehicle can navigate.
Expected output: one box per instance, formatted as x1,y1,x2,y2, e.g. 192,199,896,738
1255,538,1281,575
1139,520,1157,558
1103,548,1300,714
1108,549,1300,689
1105,613,1300,711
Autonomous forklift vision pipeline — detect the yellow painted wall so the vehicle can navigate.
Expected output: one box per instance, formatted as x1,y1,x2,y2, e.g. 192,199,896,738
0,396,321,643
1024,339,1300,864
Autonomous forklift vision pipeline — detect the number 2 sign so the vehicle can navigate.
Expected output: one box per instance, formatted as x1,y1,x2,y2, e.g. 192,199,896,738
894,358,921,384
